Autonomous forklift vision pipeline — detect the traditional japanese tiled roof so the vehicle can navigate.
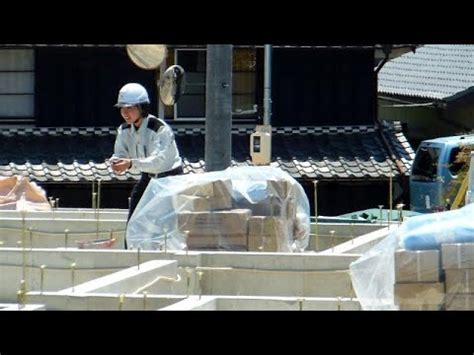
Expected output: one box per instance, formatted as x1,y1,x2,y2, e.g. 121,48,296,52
0,123,414,183
379,45,474,101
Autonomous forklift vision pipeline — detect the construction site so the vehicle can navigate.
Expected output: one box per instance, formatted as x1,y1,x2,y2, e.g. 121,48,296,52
1,162,473,312
1,44,474,312
0,204,382,311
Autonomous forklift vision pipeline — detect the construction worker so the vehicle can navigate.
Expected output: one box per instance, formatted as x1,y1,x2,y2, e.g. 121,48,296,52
110,83,183,247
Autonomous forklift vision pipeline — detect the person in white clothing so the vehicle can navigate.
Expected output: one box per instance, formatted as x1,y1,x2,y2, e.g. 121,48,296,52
110,83,183,247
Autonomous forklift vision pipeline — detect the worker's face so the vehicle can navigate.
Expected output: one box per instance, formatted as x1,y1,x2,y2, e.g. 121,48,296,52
120,106,142,125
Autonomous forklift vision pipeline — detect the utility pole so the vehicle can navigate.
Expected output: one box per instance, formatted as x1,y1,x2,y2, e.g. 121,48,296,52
263,44,272,125
205,45,233,172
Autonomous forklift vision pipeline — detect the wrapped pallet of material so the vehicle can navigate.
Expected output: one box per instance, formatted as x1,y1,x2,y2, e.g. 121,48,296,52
126,166,310,251
0,175,51,211
394,282,445,309
398,203,474,250
398,304,444,311
393,250,444,310
178,179,233,211
174,195,211,212
178,209,251,250
394,249,440,283
445,269,474,294
441,243,474,310
233,179,295,218
445,293,474,310
248,216,294,252
348,204,474,309
441,243,474,269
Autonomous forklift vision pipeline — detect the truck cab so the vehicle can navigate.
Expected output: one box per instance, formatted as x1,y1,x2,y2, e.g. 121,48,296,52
410,134,474,213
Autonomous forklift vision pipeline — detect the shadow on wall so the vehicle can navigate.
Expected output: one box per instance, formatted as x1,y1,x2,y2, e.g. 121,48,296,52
40,183,134,209
301,180,409,217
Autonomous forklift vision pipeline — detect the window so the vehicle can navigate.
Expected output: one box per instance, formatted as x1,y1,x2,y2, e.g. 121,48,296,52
173,47,258,120
448,147,466,176
232,48,257,118
174,48,206,119
411,146,440,182
0,49,34,123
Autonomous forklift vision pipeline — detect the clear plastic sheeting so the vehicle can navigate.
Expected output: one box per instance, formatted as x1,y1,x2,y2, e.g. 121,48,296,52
349,228,400,310
350,203,474,310
127,166,310,252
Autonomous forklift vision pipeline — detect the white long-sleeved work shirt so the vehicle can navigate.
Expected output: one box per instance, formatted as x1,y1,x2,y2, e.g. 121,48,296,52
111,115,182,175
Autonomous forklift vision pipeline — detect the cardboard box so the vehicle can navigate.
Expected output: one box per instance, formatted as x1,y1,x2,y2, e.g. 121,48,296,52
267,179,293,200
247,217,294,252
248,234,279,252
248,216,292,236
207,194,232,211
177,209,251,235
237,196,298,217
187,245,248,251
179,181,214,197
234,197,283,217
285,199,297,220
230,180,295,217
445,269,474,294
179,179,232,198
186,233,248,249
394,249,440,283
394,282,445,306
441,243,474,269
174,195,211,212
445,293,474,310
398,304,444,311
178,180,233,211
212,180,232,198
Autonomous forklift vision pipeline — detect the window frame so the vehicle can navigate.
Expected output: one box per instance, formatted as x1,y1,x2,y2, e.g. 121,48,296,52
0,48,35,124
171,46,259,122
173,47,207,121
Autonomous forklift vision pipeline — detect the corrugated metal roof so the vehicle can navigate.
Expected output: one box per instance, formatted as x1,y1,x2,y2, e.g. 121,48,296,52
0,123,414,183
378,45,474,100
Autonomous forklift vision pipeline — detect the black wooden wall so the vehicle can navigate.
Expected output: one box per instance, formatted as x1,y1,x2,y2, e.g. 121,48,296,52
34,47,375,128
271,48,376,126
35,47,157,127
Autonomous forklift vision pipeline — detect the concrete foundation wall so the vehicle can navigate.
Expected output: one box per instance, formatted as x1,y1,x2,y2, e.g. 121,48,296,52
0,209,128,221
162,295,361,310
27,292,184,310
200,267,355,297
0,218,126,248
308,223,383,252
0,249,175,301
62,260,177,294
0,264,119,302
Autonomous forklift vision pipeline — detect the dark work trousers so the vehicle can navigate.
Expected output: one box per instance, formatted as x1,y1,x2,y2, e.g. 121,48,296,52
125,165,184,249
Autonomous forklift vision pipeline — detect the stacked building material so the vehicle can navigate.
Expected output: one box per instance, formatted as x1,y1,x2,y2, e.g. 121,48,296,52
442,243,474,310
178,209,251,250
394,249,445,310
176,179,233,212
176,178,298,252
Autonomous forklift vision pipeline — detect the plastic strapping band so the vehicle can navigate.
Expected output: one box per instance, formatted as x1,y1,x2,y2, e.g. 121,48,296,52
457,243,462,269
416,251,421,282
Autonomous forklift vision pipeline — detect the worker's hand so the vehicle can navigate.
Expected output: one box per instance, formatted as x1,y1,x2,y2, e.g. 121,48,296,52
110,158,131,174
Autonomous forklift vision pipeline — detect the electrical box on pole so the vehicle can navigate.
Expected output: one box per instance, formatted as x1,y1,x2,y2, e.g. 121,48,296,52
250,125,272,165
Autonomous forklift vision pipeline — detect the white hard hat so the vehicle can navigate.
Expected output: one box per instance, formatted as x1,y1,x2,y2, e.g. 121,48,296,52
114,83,150,107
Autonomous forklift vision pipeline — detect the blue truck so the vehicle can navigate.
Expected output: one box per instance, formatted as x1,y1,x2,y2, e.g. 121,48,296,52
410,134,474,213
